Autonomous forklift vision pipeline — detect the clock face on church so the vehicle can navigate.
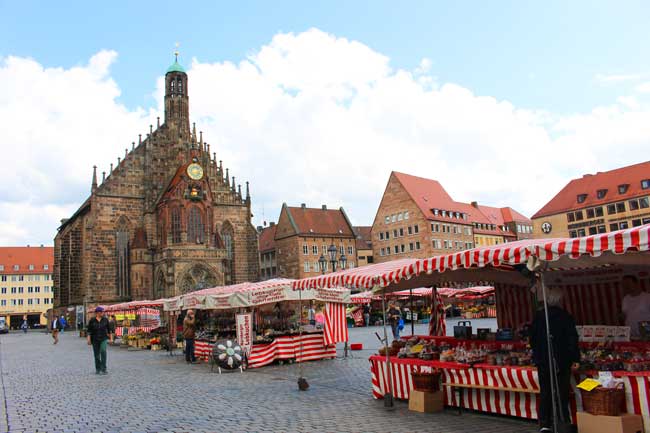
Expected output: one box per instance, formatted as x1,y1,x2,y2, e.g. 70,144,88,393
187,163,204,180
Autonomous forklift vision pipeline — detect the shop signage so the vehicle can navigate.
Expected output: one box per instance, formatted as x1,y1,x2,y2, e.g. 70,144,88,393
236,313,253,355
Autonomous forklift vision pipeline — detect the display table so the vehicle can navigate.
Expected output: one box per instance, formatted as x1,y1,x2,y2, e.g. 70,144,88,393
194,333,336,368
369,356,650,431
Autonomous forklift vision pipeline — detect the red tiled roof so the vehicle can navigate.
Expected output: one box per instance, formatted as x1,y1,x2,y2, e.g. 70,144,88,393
501,207,530,223
532,161,650,219
353,226,373,250
258,225,277,252
286,206,355,237
393,172,487,225
0,246,54,275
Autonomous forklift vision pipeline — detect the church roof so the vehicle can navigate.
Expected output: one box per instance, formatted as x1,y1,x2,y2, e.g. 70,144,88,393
166,60,186,74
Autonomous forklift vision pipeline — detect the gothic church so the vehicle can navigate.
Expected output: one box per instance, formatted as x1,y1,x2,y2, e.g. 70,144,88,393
54,56,260,310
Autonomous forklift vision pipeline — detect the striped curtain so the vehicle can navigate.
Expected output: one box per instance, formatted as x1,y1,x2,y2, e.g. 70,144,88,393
323,302,349,346
428,291,446,336
495,283,534,329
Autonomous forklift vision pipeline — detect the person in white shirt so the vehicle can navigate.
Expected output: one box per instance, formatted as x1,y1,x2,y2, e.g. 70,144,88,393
621,275,650,338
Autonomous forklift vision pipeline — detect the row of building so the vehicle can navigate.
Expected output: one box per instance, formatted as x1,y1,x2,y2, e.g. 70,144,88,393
2,56,646,327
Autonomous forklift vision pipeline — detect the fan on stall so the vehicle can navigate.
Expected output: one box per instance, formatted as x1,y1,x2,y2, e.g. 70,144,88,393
211,339,244,373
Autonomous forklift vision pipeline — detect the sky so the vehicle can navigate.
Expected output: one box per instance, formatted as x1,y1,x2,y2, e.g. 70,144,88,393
1,1,650,246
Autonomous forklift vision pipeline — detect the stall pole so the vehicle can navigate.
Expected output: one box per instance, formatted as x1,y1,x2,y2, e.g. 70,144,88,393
410,288,415,335
297,287,308,391
539,268,560,433
380,286,394,408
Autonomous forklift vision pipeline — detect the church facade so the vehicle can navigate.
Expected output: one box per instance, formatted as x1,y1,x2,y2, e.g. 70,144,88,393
53,57,260,310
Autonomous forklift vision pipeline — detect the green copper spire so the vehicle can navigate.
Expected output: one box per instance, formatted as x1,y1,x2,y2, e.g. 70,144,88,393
166,46,186,73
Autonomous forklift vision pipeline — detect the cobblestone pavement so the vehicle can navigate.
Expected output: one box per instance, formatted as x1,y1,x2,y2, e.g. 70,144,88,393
0,328,538,433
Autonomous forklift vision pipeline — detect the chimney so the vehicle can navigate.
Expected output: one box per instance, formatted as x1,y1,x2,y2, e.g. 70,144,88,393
301,203,306,209
322,204,327,210
471,201,479,208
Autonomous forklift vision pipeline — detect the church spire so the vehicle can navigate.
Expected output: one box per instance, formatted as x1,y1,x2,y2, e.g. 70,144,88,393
164,50,190,134
91,165,98,192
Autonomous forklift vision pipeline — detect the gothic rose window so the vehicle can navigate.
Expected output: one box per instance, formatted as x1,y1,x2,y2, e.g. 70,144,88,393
171,208,182,244
187,207,205,244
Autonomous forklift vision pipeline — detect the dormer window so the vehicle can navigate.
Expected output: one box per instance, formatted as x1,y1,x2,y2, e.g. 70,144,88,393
642,179,650,190
597,189,607,199
433,209,439,216
618,184,629,194
577,194,588,203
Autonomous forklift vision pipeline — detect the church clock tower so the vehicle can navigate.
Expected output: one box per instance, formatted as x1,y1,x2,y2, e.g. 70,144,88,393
164,51,190,134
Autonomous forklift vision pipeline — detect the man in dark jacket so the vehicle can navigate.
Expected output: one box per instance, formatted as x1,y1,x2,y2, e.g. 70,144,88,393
183,310,197,364
530,288,579,433
86,306,114,375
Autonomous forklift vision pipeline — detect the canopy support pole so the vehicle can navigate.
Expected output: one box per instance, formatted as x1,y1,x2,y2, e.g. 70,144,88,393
380,285,394,408
410,288,415,335
539,267,560,433
297,287,308,391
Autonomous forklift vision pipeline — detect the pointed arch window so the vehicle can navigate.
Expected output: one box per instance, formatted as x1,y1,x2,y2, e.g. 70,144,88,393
171,208,182,244
170,80,175,95
115,219,131,298
177,78,183,95
187,207,205,244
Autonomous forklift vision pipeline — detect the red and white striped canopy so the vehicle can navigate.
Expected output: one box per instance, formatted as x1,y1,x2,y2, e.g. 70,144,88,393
103,300,163,312
292,224,650,291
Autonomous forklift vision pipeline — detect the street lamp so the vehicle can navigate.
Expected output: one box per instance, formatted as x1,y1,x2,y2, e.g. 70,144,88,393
327,244,337,269
339,253,347,271
318,254,327,275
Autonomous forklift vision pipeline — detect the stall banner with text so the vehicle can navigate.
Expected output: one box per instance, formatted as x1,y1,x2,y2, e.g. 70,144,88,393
236,313,253,355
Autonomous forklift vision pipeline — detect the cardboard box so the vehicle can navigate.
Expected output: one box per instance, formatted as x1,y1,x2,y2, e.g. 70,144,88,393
408,390,444,413
577,411,644,433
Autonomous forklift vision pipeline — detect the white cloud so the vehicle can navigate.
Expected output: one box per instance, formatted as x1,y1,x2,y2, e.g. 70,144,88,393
594,73,641,84
2,28,650,246
636,82,650,93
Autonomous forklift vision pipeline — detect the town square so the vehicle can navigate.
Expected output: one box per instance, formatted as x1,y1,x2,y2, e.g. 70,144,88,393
1,2,649,433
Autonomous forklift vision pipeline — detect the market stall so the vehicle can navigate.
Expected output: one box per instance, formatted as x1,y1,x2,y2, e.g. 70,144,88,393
293,224,650,430
103,300,163,337
164,278,351,368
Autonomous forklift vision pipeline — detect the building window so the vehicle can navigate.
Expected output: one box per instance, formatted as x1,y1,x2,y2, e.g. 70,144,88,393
28,264,34,270
586,208,595,219
18,299,23,305
384,216,390,224
640,197,649,208
0,276,5,282
642,179,650,190
347,246,353,255
13,265,18,271
44,286,50,293
393,229,398,238
339,245,344,255
415,241,421,250
577,194,587,203
574,211,583,221
632,219,642,227
610,223,619,231
0,265,3,271
595,207,604,217
303,244,308,255
18,287,23,293
35,298,40,304
619,221,629,230
11,300,16,306
431,223,439,232
618,184,629,194
414,224,419,234
28,287,33,293
187,207,205,244
0,288,4,294
409,242,414,251
380,248,385,256
393,245,399,254
597,189,607,199
399,228,404,237
589,227,597,235
11,287,16,294
616,202,625,213
0,300,4,306
348,261,355,269
303,262,310,273
629,199,639,210
404,211,409,220
28,299,33,305
391,215,397,223
607,204,617,215
398,213,403,221
171,207,182,243
312,245,318,255
379,232,384,240
385,231,390,240
18,276,23,281
400,244,405,253
44,299,50,304
43,264,49,270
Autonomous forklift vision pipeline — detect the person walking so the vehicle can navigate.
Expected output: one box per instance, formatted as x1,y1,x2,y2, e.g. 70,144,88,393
59,315,67,334
530,288,579,433
50,314,62,344
108,315,118,342
621,275,650,338
86,307,114,375
20,317,28,334
387,303,402,340
183,309,197,364
363,304,371,327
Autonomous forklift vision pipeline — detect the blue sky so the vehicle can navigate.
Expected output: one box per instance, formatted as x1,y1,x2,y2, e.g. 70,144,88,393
2,1,649,113
1,1,650,246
